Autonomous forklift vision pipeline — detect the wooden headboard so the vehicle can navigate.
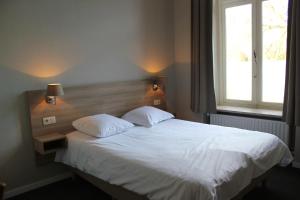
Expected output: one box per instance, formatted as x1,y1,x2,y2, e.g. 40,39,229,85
27,79,166,137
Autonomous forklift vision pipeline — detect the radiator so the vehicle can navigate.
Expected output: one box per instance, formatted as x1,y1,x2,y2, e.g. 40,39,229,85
210,114,289,144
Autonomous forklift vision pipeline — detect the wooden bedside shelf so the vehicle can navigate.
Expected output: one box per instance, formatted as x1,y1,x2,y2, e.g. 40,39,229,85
34,133,67,155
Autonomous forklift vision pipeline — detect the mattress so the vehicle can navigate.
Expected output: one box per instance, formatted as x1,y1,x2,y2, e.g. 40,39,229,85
56,119,293,200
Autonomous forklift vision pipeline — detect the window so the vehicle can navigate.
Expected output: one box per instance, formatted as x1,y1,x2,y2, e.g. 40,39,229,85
217,0,288,110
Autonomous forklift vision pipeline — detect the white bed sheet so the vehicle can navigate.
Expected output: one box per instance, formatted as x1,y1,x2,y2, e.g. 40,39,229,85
56,119,293,200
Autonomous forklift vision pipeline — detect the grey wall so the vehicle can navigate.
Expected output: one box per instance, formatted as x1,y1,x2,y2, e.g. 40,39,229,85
174,0,203,122
0,0,175,191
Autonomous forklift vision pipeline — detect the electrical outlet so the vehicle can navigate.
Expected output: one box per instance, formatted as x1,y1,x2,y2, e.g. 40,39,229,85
153,99,161,106
43,116,56,126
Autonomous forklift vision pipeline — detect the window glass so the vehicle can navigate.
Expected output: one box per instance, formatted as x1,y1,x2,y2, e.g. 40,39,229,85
262,0,288,103
225,4,252,101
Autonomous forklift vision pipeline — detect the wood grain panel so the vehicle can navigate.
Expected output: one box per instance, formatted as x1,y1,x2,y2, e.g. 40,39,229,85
27,79,166,137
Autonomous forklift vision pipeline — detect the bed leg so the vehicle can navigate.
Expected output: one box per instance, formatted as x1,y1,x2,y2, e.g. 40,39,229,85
70,173,78,181
258,179,267,188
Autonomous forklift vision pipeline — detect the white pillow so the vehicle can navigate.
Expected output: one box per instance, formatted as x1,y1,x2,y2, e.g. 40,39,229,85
122,106,174,127
72,114,134,138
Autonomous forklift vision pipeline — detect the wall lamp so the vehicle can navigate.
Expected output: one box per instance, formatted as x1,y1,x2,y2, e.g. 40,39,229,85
46,83,64,105
152,79,159,91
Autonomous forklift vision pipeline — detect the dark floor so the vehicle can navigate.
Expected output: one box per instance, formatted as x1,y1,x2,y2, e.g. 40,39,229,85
8,166,300,200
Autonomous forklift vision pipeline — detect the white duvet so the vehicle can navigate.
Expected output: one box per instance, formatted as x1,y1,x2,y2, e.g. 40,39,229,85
56,119,293,200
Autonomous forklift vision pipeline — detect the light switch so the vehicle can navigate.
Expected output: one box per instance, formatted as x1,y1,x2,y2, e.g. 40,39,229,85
153,99,161,106
43,116,56,126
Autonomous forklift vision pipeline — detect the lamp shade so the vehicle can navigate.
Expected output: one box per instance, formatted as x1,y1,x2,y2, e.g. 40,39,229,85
46,83,64,96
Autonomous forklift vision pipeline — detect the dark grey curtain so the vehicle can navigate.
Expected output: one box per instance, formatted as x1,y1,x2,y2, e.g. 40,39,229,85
191,0,216,118
283,0,300,149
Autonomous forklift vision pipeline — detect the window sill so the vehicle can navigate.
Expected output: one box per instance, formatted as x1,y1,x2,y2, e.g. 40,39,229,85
216,106,282,120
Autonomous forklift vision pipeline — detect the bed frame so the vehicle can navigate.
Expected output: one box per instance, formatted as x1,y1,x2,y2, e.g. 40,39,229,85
27,78,272,200
71,166,273,200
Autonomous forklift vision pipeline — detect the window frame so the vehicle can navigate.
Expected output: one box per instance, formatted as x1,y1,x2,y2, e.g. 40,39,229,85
216,0,285,110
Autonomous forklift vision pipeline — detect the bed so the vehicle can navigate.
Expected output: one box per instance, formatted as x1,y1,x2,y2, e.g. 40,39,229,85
26,79,293,200
56,118,292,200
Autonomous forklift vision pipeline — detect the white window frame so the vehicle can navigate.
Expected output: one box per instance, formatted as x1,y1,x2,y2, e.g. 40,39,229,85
216,0,285,110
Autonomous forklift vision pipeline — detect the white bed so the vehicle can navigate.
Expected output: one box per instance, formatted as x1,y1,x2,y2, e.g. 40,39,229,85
56,119,293,200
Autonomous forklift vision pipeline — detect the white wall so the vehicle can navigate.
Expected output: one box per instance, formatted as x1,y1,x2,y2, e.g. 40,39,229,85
0,0,175,191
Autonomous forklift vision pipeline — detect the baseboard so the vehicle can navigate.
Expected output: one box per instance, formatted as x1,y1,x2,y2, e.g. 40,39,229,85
4,172,73,199
292,161,300,169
